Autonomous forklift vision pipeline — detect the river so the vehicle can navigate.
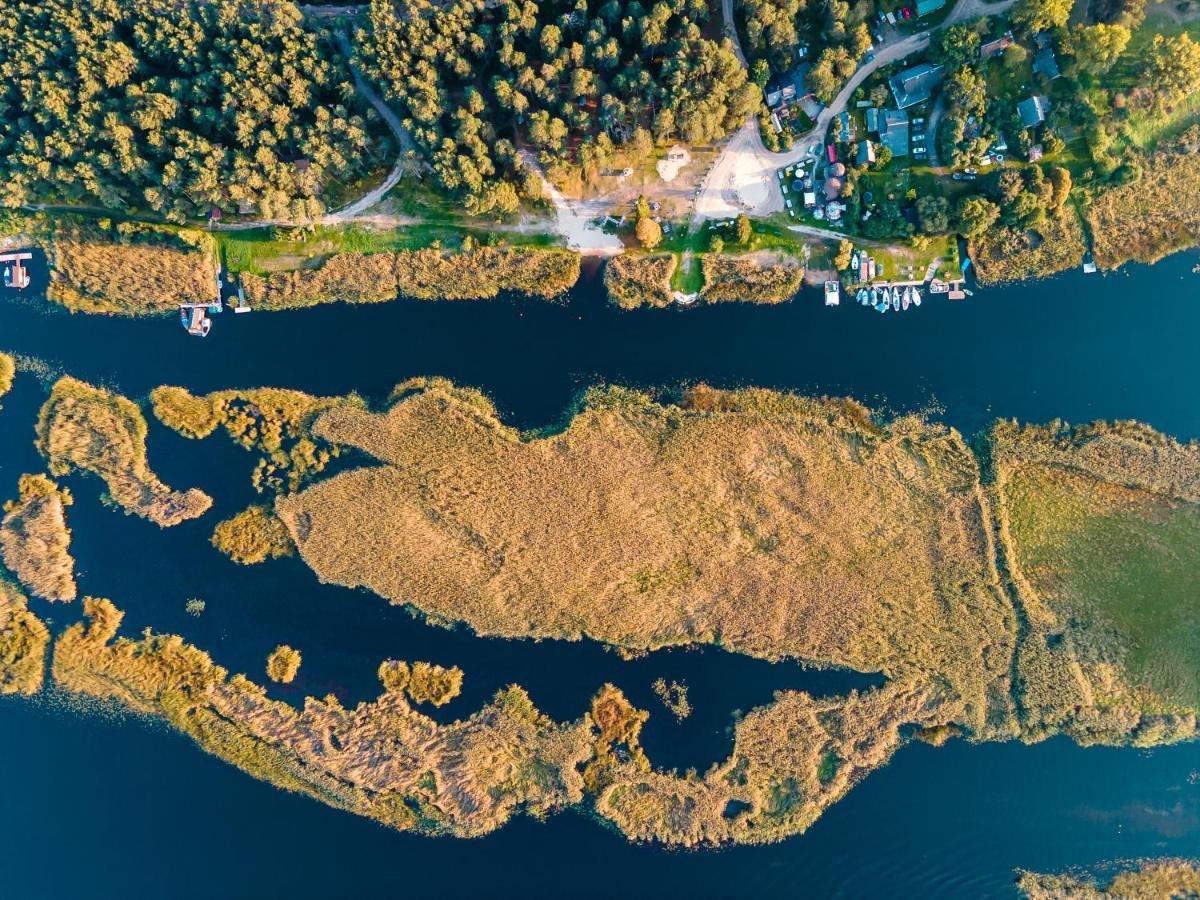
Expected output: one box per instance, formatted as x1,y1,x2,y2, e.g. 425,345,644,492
0,252,1198,897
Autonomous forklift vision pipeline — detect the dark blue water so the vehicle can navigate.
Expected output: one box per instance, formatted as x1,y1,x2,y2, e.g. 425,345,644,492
1,252,1199,897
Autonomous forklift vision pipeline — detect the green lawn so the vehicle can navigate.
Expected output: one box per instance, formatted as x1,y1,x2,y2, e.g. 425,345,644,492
1007,466,1200,709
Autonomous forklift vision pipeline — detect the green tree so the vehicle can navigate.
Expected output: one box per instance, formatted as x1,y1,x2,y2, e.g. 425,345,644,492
834,239,854,270
636,216,663,249
1047,166,1072,208
935,23,982,71
751,58,771,89
709,234,725,253
1070,23,1131,75
956,195,1001,237
1012,0,1072,32
1141,33,1200,108
916,196,951,235
735,213,753,244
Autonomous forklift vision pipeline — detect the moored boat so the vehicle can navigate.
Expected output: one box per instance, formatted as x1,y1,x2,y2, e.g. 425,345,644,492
824,280,840,306
912,287,922,306
902,287,910,310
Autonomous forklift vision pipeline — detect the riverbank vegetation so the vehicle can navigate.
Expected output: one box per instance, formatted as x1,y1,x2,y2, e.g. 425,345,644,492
1,474,77,604
406,662,465,707
266,645,302,685
1086,127,1200,269
240,247,581,307
151,386,356,494
0,0,384,222
211,506,296,566
37,378,212,527
0,581,49,697
991,419,1200,741
699,255,803,304
972,206,1088,284
1018,859,1200,898
52,599,594,838
47,221,217,315
604,254,677,309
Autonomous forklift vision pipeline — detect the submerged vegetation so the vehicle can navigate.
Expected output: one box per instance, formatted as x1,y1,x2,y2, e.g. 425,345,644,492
240,247,581,308
0,580,49,697
211,506,296,566
266,645,302,685
37,378,212,527
1018,859,1200,898
651,678,691,721
0,474,77,604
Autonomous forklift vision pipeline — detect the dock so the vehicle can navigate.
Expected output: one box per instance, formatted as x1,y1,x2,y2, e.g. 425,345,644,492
0,251,32,289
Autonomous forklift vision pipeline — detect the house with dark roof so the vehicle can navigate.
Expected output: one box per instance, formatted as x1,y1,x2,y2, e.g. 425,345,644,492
980,31,1014,60
857,139,876,166
888,63,945,109
1017,95,1050,128
1033,47,1061,79
865,107,881,133
878,109,910,157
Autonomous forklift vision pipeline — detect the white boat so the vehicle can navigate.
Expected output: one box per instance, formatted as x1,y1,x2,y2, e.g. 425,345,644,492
850,252,859,272
929,279,949,294
891,287,900,311
868,258,876,279
902,287,911,311
912,287,922,306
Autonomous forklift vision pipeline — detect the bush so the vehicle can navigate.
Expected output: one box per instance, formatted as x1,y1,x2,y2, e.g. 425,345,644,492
266,645,302,684
211,506,295,565
603,254,677,309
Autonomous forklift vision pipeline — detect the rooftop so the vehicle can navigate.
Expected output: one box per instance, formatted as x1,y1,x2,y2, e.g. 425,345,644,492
1033,47,1060,79
888,63,945,109
1017,95,1050,128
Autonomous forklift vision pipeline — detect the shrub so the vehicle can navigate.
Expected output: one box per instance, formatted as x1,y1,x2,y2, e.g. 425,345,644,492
266,645,302,684
211,506,295,565
603,254,676,309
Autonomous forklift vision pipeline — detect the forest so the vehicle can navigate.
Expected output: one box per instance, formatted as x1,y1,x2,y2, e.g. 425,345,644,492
0,0,385,222
356,0,760,210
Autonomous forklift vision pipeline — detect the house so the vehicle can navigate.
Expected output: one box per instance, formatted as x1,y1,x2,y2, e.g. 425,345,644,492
865,107,882,133
1017,95,1050,128
803,191,817,208
878,109,910,157
888,63,945,109
770,112,783,133
834,111,853,142
980,31,1014,60
1033,47,1061,79
857,139,876,166
1027,144,1044,162
915,0,946,16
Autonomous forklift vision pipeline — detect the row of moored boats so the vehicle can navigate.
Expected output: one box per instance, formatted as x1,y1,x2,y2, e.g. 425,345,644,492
855,284,921,313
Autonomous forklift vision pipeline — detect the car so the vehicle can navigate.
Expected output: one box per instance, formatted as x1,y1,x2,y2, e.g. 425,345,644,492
912,117,924,125
865,51,875,61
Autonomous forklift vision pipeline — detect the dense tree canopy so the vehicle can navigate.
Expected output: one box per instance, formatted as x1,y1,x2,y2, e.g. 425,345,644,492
0,0,383,222
358,0,759,206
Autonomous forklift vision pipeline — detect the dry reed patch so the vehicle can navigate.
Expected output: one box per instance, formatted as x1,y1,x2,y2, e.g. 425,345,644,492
211,506,295,565
151,386,357,493
0,580,49,696
241,248,580,309
53,599,593,838
603,254,677,309
37,378,211,526
266,645,302,684
48,229,215,315
0,352,13,400
699,255,803,304
1,474,77,603
1088,127,1200,269
1018,859,1200,899
277,383,1012,731
972,208,1088,285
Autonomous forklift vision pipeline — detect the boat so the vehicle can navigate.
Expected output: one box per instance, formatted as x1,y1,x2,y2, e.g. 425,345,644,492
912,287,922,306
891,287,900,311
868,258,876,279
824,280,840,306
901,287,910,311
929,279,948,294
850,251,859,272
180,305,212,337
